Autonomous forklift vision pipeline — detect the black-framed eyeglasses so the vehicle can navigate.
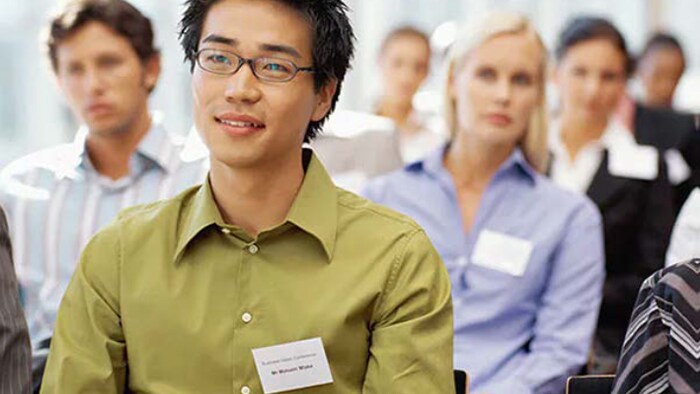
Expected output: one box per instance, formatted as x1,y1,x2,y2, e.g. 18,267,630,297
195,48,315,83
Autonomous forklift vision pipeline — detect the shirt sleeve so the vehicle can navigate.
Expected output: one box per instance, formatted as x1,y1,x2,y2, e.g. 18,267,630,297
665,188,700,266
362,229,455,393
40,224,127,394
479,201,605,394
611,272,667,394
0,206,32,394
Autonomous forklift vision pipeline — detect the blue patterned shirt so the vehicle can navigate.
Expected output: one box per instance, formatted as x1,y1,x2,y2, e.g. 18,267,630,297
0,114,208,346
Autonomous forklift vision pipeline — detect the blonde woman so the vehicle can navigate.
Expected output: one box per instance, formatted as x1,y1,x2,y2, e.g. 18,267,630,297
364,13,604,393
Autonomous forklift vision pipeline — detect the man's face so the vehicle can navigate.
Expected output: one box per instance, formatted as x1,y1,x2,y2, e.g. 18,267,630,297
55,21,160,136
192,0,336,170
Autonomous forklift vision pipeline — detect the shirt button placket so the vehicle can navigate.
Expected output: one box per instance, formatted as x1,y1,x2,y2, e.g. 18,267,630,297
240,243,256,393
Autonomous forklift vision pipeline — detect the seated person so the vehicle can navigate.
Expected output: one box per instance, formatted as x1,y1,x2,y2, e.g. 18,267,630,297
612,258,700,394
39,0,455,392
374,26,446,163
364,12,604,394
636,32,686,109
549,17,676,372
0,205,31,392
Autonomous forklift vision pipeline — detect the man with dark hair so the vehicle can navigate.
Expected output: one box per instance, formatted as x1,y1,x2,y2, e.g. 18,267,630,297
0,0,207,387
0,205,32,393
40,0,454,393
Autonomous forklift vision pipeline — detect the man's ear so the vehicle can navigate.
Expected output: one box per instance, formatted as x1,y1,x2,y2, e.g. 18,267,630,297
311,79,338,122
143,54,162,92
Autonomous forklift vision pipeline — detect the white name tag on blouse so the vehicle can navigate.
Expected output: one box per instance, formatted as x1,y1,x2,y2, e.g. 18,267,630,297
608,145,658,180
252,337,334,393
471,230,533,277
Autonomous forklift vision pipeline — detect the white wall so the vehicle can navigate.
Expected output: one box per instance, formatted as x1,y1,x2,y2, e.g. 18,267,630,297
1,0,698,167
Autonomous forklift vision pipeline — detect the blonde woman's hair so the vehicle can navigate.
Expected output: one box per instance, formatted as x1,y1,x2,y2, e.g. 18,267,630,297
445,12,549,173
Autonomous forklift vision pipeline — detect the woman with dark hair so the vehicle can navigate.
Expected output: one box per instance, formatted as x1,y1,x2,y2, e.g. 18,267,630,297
550,16,675,373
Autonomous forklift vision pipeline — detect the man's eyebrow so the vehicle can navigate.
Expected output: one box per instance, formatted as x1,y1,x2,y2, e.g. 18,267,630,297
259,43,302,59
201,34,237,47
201,34,302,59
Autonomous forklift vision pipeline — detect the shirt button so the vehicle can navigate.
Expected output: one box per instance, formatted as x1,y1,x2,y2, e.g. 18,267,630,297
241,386,250,394
248,244,259,254
242,312,253,323
220,228,231,235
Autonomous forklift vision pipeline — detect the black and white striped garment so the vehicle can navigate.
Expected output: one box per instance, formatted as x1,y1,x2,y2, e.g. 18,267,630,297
612,259,700,394
0,206,31,393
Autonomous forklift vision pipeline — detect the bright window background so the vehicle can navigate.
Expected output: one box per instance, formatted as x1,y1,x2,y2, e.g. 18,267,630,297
1,0,698,167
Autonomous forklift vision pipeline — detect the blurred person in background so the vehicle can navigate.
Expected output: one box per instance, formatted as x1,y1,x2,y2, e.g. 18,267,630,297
630,33,698,209
375,26,446,163
0,204,31,393
550,16,675,373
311,26,442,192
636,32,686,109
365,12,604,394
0,0,207,389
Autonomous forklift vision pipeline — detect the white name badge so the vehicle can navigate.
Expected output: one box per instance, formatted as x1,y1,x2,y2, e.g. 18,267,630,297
608,144,658,180
471,230,533,277
252,337,334,393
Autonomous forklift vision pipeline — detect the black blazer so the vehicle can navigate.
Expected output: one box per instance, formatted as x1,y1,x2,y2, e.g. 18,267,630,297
633,103,699,209
585,151,675,353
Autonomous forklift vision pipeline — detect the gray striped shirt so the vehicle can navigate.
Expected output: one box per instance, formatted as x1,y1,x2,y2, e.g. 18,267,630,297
0,114,208,347
0,205,31,393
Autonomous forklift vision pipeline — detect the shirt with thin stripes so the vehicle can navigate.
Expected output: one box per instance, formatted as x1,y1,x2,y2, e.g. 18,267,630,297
0,115,208,347
0,205,31,393
612,259,700,394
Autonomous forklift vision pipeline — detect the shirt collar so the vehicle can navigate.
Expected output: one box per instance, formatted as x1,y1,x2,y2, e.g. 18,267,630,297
418,143,537,185
73,112,179,173
174,148,338,264
549,118,637,157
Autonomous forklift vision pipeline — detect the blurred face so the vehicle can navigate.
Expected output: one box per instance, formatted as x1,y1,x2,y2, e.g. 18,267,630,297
55,21,159,136
638,46,685,107
555,39,627,125
192,0,335,170
450,32,542,147
379,34,431,105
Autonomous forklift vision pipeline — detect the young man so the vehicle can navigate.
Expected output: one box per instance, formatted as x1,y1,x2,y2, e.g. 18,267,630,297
0,205,31,393
41,0,454,393
0,0,207,371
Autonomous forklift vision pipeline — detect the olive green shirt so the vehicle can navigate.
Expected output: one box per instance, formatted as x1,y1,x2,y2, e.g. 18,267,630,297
40,151,454,394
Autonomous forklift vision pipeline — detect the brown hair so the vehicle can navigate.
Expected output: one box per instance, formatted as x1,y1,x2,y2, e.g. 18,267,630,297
45,0,159,72
380,25,430,54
